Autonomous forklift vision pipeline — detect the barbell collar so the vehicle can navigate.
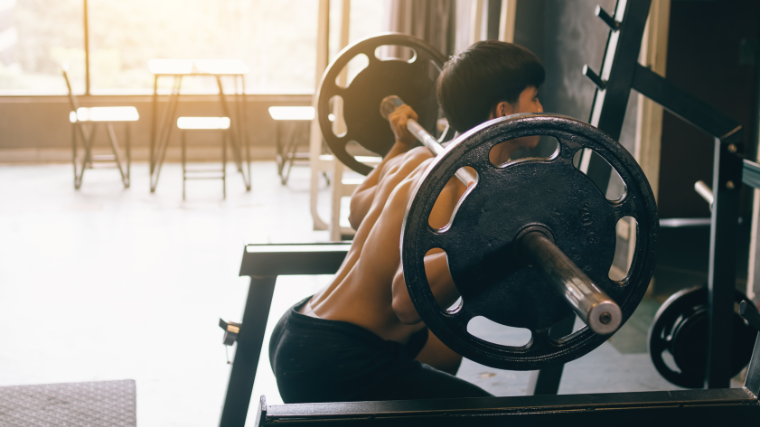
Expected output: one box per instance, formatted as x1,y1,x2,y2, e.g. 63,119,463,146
519,230,622,335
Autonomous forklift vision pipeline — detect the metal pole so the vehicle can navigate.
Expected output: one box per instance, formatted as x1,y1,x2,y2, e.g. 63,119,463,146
83,0,90,96
520,231,622,335
694,180,714,208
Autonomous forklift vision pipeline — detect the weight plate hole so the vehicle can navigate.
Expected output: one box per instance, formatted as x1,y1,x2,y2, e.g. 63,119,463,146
374,45,417,63
428,167,479,232
334,54,369,89
422,248,462,314
661,349,681,374
446,296,463,315
467,316,532,347
328,95,348,138
572,148,628,202
609,216,637,282
489,136,559,168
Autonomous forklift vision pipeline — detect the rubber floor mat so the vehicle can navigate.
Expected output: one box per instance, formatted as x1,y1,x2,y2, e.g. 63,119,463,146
0,379,136,427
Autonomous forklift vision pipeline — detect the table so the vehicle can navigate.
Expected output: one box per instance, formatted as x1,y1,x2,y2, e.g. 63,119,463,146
148,59,252,192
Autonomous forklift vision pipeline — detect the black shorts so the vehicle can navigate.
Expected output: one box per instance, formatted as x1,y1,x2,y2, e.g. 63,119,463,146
268,297,491,403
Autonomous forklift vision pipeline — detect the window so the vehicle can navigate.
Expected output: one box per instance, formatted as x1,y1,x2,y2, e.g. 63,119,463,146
0,0,86,95
88,0,319,95
0,0,389,95
329,0,386,84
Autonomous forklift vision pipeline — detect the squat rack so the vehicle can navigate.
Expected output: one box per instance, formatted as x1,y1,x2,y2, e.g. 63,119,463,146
219,0,760,425
222,236,760,427
579,0,745,389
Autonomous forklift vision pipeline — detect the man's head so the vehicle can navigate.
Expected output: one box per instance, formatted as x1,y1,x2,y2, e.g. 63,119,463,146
436,41,545,134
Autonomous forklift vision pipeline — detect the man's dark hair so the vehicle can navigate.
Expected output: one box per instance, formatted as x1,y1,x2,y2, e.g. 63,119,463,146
436,40,545,133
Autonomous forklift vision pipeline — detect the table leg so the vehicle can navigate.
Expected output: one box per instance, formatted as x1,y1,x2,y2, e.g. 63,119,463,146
241,76,251,191
126,122,131,184
105,122,128,188
151,76,182,192
216,77,242,170
217,76,251,191
72,122,78,189
150,75,158,175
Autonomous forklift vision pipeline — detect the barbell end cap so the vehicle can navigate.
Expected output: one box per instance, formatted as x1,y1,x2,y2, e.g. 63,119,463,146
380,95,405,120
588,300,622,335
583,65,607,90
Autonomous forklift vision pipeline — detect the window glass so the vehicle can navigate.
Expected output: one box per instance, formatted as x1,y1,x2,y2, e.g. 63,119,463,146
328,0,386,84
0,0,85,95
88,0,319,94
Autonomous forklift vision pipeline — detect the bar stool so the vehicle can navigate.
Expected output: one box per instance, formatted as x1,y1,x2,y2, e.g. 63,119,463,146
64,68,138,189
268,106,315,185
177,117,230,200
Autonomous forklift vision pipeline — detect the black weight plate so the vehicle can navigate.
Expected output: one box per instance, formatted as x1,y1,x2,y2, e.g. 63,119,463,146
317,33,446,175
648,285,756,388
401,113,658,370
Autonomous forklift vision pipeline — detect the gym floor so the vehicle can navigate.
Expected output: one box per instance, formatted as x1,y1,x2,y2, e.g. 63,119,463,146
0,161,735,427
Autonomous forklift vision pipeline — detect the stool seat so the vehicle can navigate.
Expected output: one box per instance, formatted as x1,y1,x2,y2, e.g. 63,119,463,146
69,107,139,123
268,107,318,185
178,116,229,200
177,116,230,130
268,106,314,121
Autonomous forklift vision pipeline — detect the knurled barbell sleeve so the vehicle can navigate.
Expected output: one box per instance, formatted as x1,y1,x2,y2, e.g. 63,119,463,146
520,231,622,335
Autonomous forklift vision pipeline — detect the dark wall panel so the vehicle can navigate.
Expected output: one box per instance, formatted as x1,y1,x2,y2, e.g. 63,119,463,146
514,0,638,155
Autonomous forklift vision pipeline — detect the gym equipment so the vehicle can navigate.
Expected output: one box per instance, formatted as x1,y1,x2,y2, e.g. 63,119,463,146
221,243,760,427
219,319,242,346
379,96,476,186
400,113,657,370
583,0,744,388
317,33,446,175
252,380,760,427
381,96,635,340
220,2,760,424
649,285,756,388
221,159,760,426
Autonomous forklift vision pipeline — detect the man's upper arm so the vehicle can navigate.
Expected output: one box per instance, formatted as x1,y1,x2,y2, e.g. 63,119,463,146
391,177,467,323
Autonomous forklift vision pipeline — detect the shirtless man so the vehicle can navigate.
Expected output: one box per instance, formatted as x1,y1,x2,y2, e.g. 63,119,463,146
269,40,545,403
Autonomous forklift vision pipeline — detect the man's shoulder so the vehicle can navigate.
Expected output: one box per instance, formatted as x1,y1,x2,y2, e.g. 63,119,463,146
407,146,435,160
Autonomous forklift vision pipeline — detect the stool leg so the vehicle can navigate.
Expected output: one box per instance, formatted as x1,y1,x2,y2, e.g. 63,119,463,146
222,131,227,199
182,131,186,201
126,122,131,187
72,123,78,189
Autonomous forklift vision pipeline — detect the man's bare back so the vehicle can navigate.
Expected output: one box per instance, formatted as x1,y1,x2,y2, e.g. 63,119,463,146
269,41,545,403
306,146,464,328
300,88,543,367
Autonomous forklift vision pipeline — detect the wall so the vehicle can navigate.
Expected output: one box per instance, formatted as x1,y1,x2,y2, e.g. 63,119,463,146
0,94,311,163
512,0,641,274
514,0,639,155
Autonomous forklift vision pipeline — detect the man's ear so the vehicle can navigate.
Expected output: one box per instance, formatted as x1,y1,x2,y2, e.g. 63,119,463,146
494,101,513,118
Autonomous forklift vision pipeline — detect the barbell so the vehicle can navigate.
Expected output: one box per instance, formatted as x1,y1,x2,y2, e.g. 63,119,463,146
318,33,658,370
381,95,622,336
